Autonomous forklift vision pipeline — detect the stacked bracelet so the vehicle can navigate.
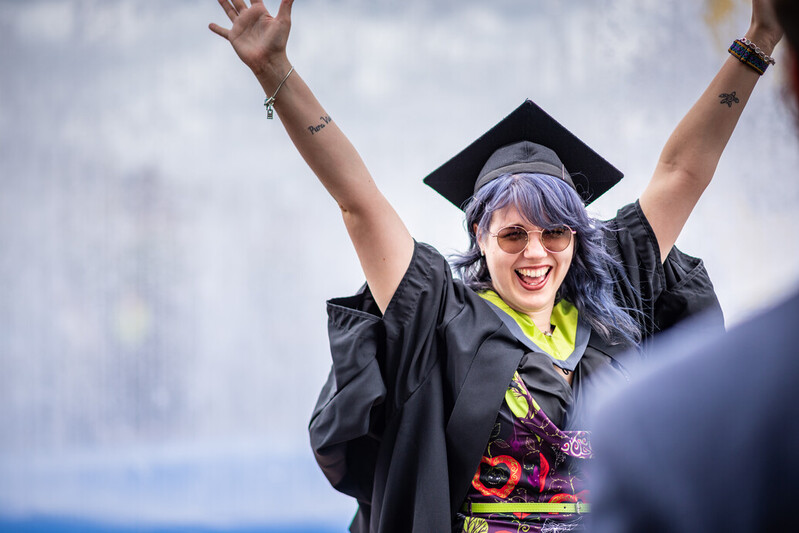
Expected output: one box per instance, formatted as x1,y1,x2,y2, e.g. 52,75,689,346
740,37,776,65
263,66,295,119
728,38,775,75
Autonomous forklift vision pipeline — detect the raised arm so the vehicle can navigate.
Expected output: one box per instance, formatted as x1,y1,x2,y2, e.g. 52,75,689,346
639,0,783,262
209,0,414,312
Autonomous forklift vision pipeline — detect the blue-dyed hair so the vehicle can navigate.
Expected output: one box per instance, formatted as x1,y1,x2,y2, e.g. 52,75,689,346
451,173,641,346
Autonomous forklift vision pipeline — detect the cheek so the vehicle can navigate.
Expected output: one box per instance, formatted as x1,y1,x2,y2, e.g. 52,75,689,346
558,250,576,276
483,251,510,283
550,242,574,271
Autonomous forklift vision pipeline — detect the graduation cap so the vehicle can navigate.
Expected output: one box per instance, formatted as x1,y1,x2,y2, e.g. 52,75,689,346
423,99,623,209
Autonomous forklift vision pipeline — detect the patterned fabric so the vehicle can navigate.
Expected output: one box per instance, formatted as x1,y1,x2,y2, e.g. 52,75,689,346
461,373,592,532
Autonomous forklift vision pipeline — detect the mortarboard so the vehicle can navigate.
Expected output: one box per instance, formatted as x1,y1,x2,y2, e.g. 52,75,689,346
423,99,624,209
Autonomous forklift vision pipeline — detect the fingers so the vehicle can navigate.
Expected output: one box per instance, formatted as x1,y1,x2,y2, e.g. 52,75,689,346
208,22,230,40
212,0,288,40
216,0,237,22
276,0,294,22
231,0,248,13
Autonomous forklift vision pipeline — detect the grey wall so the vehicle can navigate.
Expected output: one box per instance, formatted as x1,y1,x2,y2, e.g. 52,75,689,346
1,0,797,528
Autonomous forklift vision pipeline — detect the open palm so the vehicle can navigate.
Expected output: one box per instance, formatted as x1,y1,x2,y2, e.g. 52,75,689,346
209,0,293,72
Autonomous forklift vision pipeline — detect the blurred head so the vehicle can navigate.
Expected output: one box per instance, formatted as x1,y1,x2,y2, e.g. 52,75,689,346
774,0,799,107
774,0,799,52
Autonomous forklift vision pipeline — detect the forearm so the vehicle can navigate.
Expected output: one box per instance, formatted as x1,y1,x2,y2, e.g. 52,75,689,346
210,0,412,312
640,20,781,260
253,58,413,311
656,24,779,187
253,58,380,215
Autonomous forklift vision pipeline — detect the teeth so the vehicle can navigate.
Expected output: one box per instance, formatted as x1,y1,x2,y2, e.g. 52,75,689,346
516,267,549,278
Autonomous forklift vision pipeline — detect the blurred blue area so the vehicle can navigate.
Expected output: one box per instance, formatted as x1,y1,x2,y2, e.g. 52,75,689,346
0,518,341,533
0,445,353,529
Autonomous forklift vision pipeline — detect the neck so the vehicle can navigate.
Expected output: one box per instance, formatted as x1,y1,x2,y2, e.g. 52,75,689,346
527,309,554,336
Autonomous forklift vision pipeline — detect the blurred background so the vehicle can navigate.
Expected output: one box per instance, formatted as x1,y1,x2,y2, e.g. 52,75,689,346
2,0,798,531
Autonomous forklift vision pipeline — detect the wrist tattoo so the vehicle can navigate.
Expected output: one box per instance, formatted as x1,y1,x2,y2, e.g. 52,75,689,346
308,115,332,134
719,91,740,108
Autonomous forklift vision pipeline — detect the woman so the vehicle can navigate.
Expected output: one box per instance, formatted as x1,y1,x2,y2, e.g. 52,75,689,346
209,1,782,531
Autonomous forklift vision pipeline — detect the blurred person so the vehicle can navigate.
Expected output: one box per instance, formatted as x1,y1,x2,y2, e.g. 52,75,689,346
589,1,799,532
209,1,780,531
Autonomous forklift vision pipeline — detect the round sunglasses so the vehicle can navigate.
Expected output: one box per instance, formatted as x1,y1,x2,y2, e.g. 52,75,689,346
488,225,576,254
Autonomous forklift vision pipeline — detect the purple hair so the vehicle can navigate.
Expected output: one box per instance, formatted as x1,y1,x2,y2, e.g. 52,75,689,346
450,173,641,346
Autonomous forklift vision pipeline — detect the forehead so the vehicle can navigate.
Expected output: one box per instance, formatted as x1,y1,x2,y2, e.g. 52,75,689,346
489,204,540,230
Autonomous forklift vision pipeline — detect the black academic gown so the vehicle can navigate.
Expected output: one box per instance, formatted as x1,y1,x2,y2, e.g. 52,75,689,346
309,201,722,533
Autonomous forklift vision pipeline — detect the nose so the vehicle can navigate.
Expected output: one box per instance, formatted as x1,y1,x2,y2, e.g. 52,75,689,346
522,232,548,258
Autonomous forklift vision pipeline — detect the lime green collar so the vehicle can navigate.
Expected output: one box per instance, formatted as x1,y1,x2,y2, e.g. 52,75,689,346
479,290,579,361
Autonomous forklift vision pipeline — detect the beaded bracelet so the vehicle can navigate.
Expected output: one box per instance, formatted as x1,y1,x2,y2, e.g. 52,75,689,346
740,37,776,65
728,39,774,75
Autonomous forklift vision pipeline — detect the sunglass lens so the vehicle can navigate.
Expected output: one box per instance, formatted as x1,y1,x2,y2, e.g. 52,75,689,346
496,227,528,254
541,227,572,252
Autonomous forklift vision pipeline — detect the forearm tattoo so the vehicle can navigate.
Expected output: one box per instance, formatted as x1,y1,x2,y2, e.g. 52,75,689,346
719,91,740,108
308,115,332,134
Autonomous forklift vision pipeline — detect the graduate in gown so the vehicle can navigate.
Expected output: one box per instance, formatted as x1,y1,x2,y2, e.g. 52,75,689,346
208,1,782,531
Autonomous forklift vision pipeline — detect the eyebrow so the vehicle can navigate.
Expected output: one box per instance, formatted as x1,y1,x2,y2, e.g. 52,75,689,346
501,221,542,229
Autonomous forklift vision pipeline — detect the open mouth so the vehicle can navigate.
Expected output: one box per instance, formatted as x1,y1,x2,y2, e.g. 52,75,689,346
515,266,551,290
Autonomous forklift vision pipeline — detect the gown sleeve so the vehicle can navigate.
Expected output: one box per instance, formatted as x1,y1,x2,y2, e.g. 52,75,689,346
308,241,467,502
605,200,725,342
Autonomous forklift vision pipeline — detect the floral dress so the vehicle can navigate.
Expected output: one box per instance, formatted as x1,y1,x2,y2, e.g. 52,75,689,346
461,372,593,533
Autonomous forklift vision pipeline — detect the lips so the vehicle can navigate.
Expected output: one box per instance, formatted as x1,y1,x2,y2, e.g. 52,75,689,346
515,266,551,289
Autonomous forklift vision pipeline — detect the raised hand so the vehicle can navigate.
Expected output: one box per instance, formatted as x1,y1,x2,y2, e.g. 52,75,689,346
209,0,294,75
640,0,783,263
208,0,418,313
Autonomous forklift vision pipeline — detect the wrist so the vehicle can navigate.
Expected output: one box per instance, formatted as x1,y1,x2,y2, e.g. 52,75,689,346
252,55,293,92
745,24,782,55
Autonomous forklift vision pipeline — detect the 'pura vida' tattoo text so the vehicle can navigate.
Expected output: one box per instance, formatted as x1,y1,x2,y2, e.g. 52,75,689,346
308,115,332,134
719,91,739,108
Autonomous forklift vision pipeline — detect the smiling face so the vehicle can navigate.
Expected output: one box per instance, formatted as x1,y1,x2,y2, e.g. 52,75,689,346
479,204,575,328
